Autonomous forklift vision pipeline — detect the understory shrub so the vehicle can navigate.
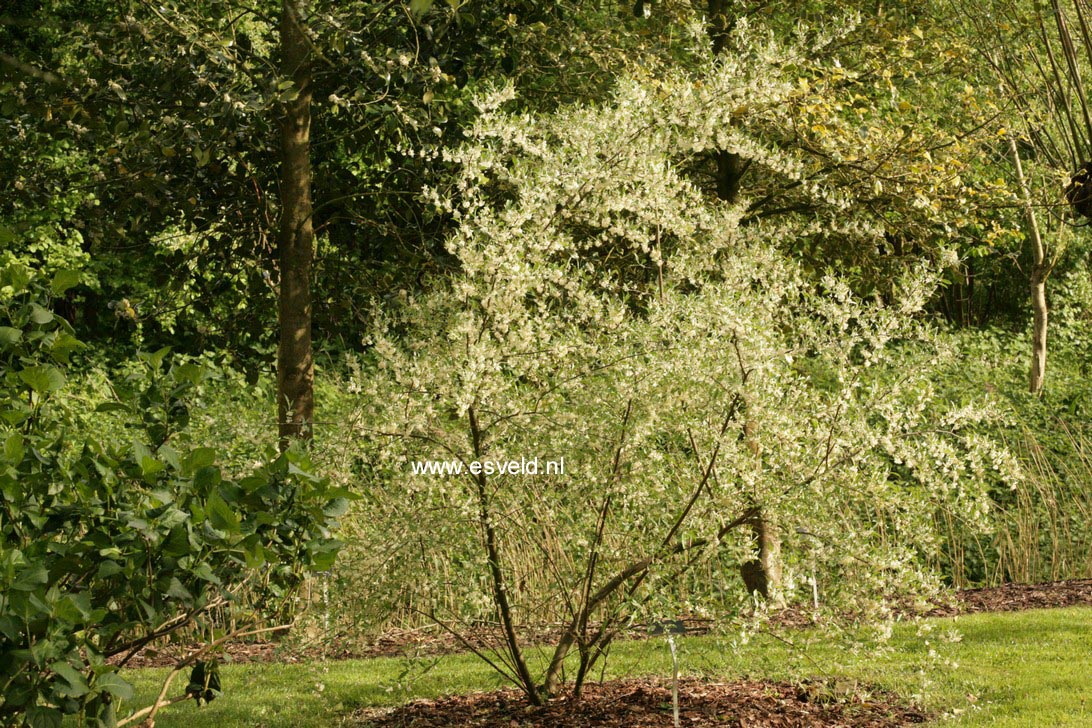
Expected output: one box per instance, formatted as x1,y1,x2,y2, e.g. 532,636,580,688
0,263,348,727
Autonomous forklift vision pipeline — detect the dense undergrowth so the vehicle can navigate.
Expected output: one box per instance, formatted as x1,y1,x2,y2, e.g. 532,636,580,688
59,320,1091,649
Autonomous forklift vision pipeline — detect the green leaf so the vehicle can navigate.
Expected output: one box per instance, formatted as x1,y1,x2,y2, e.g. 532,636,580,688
409,0,434,17
3,433,24,463
26,705,63,728
2,263,31,292
163,526,191,557
132,441,163,479
172,362,204,386
183,447,217,472
323,497,350,518
28,303,54,325
94,672,134,701
19,365,66,393
194,465,222,491
166,577,193,601
0,326,22,348
310,541,341,571
13,562,49,591
206,491,240,533
193,562,221,584
49,332,83,363
139,346,172,368
50,269,82,296
50,661,90,698
244,542,266,569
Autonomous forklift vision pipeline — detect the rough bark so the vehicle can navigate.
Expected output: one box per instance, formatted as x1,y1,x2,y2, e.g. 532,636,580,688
277,0,315,445
741,509,784,606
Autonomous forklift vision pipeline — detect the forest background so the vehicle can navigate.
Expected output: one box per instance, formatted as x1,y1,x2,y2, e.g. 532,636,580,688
3,0,1092,724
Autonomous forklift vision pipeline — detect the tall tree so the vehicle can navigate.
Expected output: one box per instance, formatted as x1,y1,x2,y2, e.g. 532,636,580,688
277,0,314,443
956,0,1091,395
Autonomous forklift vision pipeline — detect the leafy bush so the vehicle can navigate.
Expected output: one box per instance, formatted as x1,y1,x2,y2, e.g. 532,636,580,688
351,41,1018,703
0,263,347,727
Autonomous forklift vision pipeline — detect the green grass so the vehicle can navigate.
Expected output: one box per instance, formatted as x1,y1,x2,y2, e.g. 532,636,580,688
109,607,1092,727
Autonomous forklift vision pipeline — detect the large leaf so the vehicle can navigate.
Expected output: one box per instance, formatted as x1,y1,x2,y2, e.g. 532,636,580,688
49,332,83,363
26,705,62,728
206,491,240,533
28,303,54,325
49,269,82,296
3,433,24,463
0,326,23,348
138,346,172,368
50,661,90,698
183,447,217,473
12,563,49,591
93,672,134,701
409,0,434,17
132,441,164,479
19,365,66,393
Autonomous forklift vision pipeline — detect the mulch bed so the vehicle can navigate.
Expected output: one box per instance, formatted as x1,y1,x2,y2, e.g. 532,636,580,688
350,677,928,727
117,582,1092,726
113,578,1092,669
922,578,1092,617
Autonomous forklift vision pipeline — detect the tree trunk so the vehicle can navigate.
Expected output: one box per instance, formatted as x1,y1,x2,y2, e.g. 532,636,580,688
708,0,782,600
1008,136,1048,396
715,150,745,204
277,0,315,445
708,0,746,206
739,507,784,605
1030,270,1048,395
468,406,540,705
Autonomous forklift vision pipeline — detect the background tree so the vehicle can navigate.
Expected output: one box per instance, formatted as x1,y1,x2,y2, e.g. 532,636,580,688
277,0,315,443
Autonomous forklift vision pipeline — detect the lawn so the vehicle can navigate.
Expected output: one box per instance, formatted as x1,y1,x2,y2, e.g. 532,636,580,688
112,607,1092,727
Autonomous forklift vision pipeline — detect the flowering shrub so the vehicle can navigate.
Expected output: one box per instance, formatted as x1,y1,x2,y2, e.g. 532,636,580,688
356,29,1018,703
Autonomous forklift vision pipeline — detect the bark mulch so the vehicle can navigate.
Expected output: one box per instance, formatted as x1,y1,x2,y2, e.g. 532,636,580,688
350,677,928,727
922,578,1092,617
113,578,1092,669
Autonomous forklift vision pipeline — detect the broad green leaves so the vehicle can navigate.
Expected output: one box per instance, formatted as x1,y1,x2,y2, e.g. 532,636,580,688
0,269,347,727
18,365,66,394
409,0,435,18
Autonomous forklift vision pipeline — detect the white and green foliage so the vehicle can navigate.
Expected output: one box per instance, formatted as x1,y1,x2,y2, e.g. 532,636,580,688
355,33,1016,702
